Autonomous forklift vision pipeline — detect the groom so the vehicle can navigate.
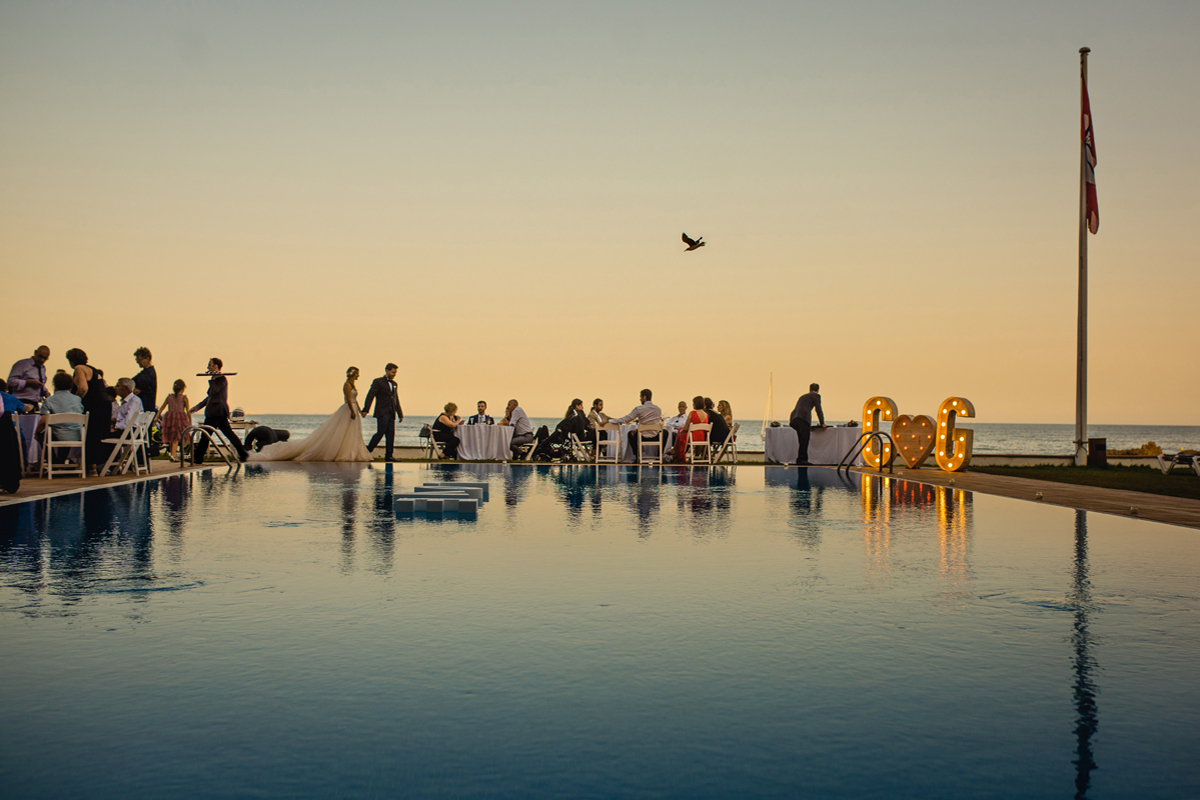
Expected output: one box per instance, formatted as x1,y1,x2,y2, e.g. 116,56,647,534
362,363,404,461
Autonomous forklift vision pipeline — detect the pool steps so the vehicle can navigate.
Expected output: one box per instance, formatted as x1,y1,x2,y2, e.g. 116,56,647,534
394,482,491,517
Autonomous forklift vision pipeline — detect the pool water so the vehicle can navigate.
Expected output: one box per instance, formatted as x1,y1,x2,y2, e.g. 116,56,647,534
1,464,1198,799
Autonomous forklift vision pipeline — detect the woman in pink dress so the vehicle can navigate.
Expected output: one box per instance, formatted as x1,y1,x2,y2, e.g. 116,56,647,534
157,379,191,461
675,396,709,462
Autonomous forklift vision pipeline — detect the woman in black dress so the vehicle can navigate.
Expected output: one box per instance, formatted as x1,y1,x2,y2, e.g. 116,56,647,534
67,348,110,474
432,402,461,460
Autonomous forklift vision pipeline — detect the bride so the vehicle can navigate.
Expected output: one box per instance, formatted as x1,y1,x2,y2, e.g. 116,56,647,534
251,366,374,462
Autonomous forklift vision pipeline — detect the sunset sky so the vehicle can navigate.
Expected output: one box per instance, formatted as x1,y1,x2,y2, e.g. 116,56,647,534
3,1,1197,425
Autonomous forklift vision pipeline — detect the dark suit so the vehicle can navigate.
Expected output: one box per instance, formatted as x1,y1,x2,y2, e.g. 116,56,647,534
362,376,403,459
191,374,247,463
790,391,824,464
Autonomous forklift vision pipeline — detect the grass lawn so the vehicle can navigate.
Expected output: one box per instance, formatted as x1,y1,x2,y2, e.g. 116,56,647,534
971,464,1200,501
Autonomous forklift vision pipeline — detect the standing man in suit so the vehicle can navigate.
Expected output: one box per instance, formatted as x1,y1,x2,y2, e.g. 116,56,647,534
362,363,403,461
190,358,248,463
790,383,826,466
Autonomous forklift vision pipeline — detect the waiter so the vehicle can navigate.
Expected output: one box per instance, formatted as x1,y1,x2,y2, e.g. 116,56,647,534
7,345,50,412
790,383,826,466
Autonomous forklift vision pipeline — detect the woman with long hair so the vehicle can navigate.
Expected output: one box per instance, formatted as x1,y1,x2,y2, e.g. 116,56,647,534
66,348,110,475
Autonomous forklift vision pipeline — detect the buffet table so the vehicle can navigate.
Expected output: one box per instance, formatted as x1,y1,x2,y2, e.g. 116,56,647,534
454,424,514,461
764,426,865,466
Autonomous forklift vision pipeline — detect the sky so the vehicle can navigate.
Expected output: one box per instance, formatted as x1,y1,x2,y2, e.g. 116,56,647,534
2,1,1197,425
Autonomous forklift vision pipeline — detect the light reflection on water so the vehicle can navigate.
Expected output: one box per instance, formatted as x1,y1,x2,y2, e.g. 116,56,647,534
1,464,1198,800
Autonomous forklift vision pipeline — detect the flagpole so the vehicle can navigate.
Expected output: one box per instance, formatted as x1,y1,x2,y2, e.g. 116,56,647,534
1074,47,1090,467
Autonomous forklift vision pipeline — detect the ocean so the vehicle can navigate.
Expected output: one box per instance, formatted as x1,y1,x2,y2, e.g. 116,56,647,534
245,416,1200,455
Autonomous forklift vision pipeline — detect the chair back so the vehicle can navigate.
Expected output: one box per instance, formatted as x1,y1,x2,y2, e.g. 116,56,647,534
595,422,621,465
686,423,713,465
713,422,740,464
636,421,664,465
41,413,88,479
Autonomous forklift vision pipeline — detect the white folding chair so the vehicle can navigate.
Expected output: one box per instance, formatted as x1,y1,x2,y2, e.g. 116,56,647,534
712,422,740,464
40,413,88,479
685,423,712,465
567,433,593,463
100,411,152,476
517,434,540,461
595,423,621,465
636,422,664,465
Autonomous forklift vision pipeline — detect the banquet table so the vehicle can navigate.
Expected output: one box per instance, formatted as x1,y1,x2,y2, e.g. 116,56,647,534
763,426,865,466
15,414,41,471
454,424,514,461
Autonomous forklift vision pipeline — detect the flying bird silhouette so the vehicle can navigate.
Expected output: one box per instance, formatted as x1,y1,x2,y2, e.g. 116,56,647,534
682,233,705,251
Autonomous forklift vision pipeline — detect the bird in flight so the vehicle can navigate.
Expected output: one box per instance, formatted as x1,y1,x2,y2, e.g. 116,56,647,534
682,233,705,251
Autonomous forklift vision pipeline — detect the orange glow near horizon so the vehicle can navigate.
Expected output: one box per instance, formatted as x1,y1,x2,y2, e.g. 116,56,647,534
3,3,1198,425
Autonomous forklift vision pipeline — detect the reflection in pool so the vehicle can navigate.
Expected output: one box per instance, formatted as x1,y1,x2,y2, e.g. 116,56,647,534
1,464,1197,799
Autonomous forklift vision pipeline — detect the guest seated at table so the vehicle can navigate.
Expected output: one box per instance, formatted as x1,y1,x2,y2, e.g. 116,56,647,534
612,389,663,457
500,399,534,457
676,396,710,462
0,389,28,493
665,401,688,432
36,372,85,458
558,399,589,440
717,400,734,429
432,402,462,460
704,397,731,448
467,400,494,425
112,378,144,434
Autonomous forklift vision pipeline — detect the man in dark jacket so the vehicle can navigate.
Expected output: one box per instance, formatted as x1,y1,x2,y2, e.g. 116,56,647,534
361,363,404,461
790,383,825,465
190,358,248,463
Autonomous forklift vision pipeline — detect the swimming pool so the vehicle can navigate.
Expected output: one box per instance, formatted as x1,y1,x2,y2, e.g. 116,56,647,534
1,464,1197,799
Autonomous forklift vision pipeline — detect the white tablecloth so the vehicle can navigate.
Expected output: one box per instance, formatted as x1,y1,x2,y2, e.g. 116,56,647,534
454,424,514,460
15,415,40,468
764,426,865,465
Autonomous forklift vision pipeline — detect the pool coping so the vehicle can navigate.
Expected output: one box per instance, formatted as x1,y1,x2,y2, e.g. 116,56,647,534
848,464,1200,530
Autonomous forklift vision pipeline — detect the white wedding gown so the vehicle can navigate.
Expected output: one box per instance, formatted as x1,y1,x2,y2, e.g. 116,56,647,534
250,390,374,463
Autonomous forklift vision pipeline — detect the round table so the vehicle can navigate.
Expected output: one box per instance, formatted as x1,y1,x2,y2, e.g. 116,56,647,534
454,424,514,460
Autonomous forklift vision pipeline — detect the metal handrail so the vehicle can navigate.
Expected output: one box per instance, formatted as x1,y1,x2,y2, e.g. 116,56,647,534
837,431,895,475
179,423,240,470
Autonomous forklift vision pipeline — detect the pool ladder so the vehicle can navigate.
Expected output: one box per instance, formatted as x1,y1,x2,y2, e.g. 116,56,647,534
179,424,242,470
837,431,896,475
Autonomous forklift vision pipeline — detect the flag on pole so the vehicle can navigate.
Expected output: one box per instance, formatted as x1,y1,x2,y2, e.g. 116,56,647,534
1082,76,1099,234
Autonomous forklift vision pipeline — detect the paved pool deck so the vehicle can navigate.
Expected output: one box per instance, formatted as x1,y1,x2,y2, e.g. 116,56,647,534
3,458,1199,530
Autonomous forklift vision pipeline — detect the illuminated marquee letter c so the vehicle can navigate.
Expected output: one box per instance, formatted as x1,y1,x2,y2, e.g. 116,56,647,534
860,396,898,468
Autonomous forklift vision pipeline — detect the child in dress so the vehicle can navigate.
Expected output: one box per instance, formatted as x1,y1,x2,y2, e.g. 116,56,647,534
157,379,191,462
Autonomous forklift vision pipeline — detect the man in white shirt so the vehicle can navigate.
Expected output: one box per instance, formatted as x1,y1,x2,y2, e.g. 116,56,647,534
664,400,688,432
612,389,663,459
500,399,534,457
113,378,144,433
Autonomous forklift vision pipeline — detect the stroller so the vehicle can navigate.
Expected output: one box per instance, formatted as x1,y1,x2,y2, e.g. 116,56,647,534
530,416,592,462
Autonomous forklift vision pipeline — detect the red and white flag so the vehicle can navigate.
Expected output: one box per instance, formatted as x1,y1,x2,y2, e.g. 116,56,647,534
1082,76,1099,234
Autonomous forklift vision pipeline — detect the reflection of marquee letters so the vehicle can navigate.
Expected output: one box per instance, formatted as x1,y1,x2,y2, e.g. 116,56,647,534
859,396,975,473
860,397,897,468
935,397,975,472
